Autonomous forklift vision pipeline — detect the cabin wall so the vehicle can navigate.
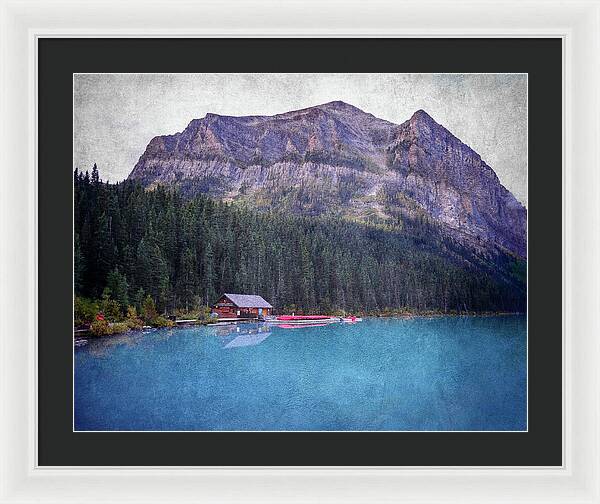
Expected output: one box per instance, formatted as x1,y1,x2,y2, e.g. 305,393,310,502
211,294,272,319
242,307,272,316
212,306,237,318
212,295,237,318
211,305,272,318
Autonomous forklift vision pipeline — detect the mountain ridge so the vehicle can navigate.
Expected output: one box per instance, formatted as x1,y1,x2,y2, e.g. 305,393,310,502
128,101,527,259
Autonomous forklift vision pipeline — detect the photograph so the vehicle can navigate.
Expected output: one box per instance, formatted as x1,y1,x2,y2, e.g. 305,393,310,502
73,73,527,432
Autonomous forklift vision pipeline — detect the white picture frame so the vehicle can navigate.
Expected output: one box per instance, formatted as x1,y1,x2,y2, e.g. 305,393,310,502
1,0,598,502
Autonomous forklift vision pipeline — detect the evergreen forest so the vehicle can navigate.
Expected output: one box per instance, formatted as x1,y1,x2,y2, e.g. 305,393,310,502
74,165,527,325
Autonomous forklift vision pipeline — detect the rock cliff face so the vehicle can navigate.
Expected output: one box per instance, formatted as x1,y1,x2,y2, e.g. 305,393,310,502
386,110,527,258
128,101,527,258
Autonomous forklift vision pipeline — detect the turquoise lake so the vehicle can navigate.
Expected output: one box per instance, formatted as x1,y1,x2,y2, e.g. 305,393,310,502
74,316,527,431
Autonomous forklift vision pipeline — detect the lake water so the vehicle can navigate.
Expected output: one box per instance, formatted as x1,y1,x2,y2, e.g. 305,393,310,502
74,316,527,431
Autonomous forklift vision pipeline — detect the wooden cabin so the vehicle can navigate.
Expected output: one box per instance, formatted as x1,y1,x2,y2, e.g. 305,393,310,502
211,293,273,319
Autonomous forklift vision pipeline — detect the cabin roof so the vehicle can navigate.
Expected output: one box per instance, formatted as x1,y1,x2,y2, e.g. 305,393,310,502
222,293,273,309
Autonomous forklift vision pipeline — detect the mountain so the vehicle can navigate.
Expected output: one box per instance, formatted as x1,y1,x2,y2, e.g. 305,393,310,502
128,101,526,259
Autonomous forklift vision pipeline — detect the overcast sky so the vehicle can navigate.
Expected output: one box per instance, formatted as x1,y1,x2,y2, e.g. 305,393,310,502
74,73,527,205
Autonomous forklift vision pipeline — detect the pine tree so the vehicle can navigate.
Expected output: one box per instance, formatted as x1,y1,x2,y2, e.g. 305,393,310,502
202,242,215,306
74,233,85,295
91,163,100,186
106,267,129,313
141,294,158,323
179,246,198,310
133,287,146,313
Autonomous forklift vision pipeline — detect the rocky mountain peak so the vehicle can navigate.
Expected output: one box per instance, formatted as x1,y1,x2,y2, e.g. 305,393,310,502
128,102,527,259
410,108,435,123
316,100,364,112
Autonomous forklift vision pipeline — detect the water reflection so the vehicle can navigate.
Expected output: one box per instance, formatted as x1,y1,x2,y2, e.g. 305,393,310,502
75,320,337,357
275,323,330,329
224,332,271,348
84,331,149,357
77,328,178,357
216,323,272,349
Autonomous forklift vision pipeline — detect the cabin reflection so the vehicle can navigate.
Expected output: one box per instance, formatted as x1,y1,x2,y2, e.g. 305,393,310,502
218,323,272,349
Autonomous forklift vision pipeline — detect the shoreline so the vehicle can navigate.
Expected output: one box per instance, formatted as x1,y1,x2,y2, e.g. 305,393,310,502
73,311,525,340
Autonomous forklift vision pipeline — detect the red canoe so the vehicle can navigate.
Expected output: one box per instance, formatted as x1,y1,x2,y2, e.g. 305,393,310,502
276,315,335,321
276,323,330,329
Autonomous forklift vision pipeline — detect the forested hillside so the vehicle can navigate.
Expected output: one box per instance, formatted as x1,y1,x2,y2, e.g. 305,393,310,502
74,165,526,318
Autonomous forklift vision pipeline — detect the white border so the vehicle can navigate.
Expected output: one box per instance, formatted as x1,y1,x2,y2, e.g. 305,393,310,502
1,0,598,503
71,71,530,435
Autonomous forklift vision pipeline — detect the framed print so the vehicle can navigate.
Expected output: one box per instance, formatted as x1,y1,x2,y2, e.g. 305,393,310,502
1,1,599,503
42,38,557,467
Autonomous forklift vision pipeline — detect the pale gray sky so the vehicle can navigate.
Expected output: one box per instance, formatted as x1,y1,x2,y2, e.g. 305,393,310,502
74,73,527,205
